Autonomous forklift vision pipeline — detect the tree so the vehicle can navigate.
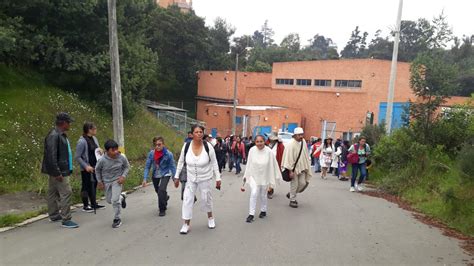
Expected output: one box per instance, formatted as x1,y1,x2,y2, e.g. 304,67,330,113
303,34,339,59
409,51,459,143
207,17,235,70
341,26,368,58
280,33,300,53
367,29,393,60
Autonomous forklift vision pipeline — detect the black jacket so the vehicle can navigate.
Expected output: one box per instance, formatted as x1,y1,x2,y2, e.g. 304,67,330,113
41,127,72,177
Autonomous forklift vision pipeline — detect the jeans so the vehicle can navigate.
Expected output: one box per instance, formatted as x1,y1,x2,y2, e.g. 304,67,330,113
81,171,97,208
351,163,367,187
235,155,242,173
314,157,321,172
152,176,170,211
228,153,234,171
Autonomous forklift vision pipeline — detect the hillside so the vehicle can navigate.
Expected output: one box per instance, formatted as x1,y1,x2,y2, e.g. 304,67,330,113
0,65,184,196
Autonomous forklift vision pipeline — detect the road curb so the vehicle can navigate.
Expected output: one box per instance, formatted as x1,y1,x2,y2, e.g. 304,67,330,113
0,183,149,233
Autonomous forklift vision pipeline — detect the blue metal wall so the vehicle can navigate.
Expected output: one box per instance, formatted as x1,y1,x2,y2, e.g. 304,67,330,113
378,102,410,129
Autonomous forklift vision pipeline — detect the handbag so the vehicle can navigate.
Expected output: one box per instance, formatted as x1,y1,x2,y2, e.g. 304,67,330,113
282,141,304,182
347,144,360,164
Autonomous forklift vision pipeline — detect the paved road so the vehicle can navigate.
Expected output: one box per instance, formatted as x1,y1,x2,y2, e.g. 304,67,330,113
1,169,471,265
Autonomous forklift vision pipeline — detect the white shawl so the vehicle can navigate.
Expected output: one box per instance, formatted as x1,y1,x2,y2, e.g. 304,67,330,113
244,146,282,187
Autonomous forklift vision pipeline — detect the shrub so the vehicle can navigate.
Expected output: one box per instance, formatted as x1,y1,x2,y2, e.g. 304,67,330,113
457,144,474,182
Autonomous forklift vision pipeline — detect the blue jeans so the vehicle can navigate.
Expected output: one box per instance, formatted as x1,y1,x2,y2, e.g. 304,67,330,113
351,163,367,187
314,157,321,172
228,153,234,170
235,155,242,173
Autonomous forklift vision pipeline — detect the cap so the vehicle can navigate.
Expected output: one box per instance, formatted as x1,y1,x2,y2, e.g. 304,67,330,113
268,131,279,141
294,127,304,135
56,112,74,124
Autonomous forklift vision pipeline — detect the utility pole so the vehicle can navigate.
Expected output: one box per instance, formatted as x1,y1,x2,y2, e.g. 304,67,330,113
107,0,125,152
232,53,239,136
385,0,403,134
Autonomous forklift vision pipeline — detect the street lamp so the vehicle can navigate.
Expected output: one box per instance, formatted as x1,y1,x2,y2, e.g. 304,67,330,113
231,47,252,136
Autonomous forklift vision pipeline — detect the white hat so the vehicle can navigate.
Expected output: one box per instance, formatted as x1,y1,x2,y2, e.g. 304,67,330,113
294,127,304,135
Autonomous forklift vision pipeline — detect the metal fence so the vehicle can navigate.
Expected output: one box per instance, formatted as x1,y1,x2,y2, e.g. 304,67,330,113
144,100,205,134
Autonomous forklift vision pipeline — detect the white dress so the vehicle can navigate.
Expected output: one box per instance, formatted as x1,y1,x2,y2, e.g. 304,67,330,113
319,145,334,168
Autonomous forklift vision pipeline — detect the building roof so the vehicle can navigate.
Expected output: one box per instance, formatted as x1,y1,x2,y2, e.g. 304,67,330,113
147,103,187,112
211,104,287,111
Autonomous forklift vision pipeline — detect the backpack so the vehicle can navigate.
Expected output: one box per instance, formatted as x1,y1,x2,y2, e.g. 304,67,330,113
178,141,210,182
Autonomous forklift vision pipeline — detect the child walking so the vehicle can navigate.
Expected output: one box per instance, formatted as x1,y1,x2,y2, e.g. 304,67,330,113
96,139,130,228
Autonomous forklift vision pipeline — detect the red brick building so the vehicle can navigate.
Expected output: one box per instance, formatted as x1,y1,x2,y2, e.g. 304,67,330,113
197,59,417,139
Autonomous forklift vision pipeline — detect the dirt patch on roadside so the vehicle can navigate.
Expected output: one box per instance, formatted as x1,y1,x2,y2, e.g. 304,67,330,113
362,190,474,262
0,192,46,216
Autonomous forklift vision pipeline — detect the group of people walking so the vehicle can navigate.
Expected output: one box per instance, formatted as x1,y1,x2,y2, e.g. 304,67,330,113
42,112,370,233
310,136,371,191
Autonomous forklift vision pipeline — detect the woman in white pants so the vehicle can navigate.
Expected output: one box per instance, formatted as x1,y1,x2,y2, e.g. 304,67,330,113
174,125,221,234
243,135,282,223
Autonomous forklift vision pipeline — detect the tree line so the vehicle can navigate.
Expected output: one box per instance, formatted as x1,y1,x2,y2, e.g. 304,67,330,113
1,1,472,117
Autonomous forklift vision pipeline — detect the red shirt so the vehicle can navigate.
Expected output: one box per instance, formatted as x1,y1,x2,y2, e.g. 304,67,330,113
312,142,321,158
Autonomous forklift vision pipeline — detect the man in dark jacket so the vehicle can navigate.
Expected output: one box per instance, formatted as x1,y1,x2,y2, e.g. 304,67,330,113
41,112,79,228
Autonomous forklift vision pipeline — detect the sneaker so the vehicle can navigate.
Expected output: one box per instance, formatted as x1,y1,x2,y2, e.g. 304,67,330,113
94,204,106,210
180,223,190,234
49,215,61,222
289,200,298,208
246,215,254,223
112,218,122,228
61,220,79,228
82,206,94,213
159,210,166,217
350,187,356,192
259,212,267,218
357,184,364,191
120,193,127,209
208,218,216,229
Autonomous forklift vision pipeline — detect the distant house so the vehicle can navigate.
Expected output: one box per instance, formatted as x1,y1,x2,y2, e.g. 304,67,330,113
156,0,192,12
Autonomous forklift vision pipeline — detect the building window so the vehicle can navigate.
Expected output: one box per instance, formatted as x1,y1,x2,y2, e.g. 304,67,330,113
314,79,332,87
296,79,312,86
335,80,362,88
276,78,294,85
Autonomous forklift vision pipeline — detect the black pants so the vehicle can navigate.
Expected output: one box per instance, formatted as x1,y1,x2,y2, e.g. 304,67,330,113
152,176,170,211
81,171,97,208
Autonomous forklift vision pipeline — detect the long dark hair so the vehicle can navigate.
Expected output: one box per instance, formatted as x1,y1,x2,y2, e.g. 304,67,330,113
323,138,333,149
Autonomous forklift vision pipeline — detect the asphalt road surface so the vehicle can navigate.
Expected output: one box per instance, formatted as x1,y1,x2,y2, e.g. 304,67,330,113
1,169,471,265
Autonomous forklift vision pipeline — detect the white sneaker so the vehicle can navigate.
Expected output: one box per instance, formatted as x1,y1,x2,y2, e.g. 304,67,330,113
350,187,356,192
180,224,190,234
208,218,216,229
357,184,364,191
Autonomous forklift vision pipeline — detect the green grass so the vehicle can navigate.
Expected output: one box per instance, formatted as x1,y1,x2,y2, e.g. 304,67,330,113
371,160,474,236
0,65,184,225
0,207,48,227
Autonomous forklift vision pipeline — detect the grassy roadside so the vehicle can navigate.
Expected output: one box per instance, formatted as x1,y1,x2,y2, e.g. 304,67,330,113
0,65,184,227
369,153,474,237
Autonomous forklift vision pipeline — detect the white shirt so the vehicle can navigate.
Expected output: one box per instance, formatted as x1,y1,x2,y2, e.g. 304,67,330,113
175,141,221,182
244,146,282,186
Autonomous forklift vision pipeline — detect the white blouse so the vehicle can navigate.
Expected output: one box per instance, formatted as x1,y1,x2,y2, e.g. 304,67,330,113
174,141,221,182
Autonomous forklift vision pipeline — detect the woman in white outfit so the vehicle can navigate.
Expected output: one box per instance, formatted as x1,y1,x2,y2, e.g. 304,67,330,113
174,125,221,234
242,135,282,223
316,138,335,179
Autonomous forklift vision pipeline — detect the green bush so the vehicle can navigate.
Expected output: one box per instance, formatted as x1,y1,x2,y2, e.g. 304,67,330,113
457,144,474,182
